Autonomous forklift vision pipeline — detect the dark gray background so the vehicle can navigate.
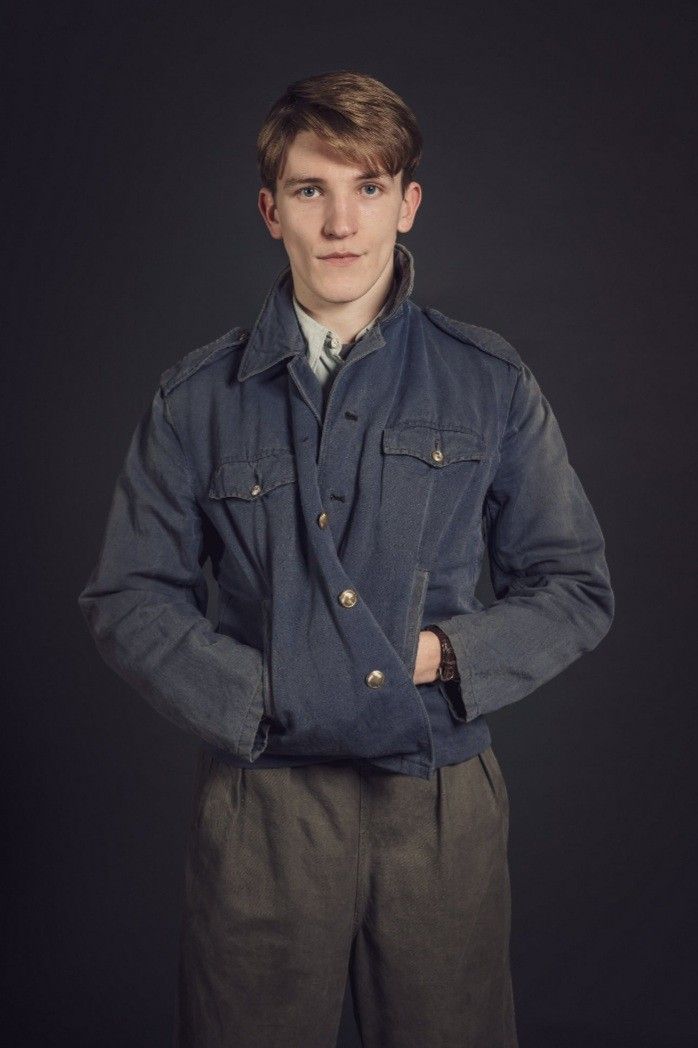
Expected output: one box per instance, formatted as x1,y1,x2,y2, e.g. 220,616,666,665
4,2,696,1045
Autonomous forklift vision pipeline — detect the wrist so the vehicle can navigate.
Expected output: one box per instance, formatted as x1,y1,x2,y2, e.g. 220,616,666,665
423,624,461,683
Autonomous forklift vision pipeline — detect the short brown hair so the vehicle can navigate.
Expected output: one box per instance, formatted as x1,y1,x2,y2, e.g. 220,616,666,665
256,70,423,199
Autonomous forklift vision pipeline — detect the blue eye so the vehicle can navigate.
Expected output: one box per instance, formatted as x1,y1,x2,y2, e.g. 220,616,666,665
295,184,383,199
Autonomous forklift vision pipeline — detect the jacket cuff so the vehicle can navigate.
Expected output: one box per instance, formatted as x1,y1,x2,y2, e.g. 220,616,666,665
438,678,471,723
236,655,271,762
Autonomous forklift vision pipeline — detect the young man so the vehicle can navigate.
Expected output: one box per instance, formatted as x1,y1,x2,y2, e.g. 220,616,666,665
78,71,614,1047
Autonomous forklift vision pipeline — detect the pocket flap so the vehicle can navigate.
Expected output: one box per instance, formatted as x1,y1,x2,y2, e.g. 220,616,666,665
208,450,297,501
382,423,485,466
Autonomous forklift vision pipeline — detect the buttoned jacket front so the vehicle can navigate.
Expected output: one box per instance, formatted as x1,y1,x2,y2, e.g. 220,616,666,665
78,243,614,779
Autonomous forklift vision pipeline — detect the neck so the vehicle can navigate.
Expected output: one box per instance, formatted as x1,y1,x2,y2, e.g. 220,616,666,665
292,252,396,344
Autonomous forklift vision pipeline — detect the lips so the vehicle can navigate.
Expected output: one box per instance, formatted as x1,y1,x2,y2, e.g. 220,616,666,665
318,253,362,267
320,254,360,259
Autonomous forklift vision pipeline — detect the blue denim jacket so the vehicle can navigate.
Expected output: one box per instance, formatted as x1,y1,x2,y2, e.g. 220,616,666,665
77,242,614,780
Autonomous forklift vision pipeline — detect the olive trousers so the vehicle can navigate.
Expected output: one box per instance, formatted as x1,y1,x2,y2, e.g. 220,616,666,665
173,746,518,1048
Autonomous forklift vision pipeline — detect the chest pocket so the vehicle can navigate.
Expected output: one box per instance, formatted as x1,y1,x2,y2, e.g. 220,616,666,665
208,448,297,501
382,422,485,468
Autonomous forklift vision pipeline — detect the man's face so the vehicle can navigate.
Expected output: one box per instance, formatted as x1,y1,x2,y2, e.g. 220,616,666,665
258,130,421,308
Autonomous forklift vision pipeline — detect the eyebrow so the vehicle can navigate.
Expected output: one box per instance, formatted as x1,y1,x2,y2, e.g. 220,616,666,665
282,170,389,189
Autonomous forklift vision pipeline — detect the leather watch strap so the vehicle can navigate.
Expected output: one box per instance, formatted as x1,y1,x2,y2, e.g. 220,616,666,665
423,624,461,683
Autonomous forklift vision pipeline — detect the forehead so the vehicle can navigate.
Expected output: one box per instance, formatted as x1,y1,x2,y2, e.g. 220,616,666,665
282,129,391,181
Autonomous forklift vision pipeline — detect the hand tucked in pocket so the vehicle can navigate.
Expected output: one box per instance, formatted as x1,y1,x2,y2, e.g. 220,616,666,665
413,630,441,685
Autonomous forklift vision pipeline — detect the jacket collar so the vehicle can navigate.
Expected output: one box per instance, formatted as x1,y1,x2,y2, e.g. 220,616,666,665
237,241,415,382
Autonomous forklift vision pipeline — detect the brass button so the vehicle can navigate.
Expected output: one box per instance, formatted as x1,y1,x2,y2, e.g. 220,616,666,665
317,511,329,528
431,448,444,464
365,669,385,688
250,483,262,496
338,588,358,608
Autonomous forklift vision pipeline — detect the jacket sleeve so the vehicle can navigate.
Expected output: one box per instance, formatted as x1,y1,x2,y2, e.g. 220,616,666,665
435,361,614,722
77,384,270,760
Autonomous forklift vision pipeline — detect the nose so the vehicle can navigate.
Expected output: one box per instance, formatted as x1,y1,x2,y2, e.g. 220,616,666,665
322,195,358,240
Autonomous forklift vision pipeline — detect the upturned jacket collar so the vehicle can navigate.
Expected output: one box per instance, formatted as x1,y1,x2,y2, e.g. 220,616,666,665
237,241,415,382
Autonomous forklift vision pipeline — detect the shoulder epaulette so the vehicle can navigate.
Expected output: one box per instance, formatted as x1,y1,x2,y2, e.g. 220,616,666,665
424,307,523,371
159,327,250,396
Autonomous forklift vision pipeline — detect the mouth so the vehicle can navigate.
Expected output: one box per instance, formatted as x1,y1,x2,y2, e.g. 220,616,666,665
318,253,362,266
